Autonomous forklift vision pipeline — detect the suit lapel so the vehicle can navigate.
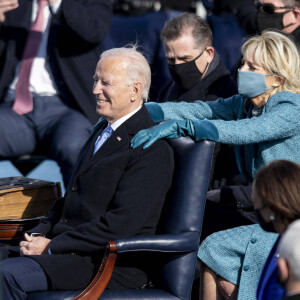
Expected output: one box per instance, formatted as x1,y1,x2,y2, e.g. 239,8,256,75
76,125,129,177
90,125,129,161
74,105,154,178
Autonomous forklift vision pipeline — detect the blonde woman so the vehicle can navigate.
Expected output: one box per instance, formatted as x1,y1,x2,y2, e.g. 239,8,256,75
131,30,300,299
131,30,300,227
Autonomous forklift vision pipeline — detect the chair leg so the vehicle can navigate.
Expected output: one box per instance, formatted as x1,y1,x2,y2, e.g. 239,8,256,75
72,241,117,300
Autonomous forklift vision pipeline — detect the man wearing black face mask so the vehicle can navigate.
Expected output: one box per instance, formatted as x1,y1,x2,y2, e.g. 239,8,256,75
157,13,238,188
158,12,237,103
256,0,300,42
236,0,300,46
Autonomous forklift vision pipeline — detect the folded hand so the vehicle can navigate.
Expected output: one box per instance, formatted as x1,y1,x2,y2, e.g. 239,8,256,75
20,233,51,256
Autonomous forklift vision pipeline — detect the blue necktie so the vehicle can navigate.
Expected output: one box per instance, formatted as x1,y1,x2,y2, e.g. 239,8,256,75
93,124,113,155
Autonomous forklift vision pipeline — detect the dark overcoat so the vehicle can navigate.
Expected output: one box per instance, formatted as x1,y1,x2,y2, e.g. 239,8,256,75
28,105,174,290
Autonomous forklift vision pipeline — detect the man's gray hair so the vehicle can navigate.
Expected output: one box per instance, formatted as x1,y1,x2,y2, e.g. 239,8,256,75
100,46,151,102
160,12,212,50
278,219,300,280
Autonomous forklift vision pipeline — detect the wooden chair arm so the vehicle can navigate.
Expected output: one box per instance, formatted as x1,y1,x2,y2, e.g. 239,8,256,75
72,241,117,300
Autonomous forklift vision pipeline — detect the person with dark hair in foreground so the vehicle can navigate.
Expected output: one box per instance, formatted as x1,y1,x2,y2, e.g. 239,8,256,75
198,160,300,300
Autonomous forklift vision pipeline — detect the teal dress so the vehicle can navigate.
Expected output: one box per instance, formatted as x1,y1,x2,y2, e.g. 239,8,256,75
198,225,278,300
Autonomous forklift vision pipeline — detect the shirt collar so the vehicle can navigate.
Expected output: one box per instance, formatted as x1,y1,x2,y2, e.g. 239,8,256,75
110,105,142,131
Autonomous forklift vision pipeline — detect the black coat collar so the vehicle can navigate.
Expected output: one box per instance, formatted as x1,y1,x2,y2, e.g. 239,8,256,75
75,104,153,176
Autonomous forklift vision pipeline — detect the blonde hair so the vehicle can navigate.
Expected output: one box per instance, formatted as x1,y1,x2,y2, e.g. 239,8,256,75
100,46,151,102
242,30,300,95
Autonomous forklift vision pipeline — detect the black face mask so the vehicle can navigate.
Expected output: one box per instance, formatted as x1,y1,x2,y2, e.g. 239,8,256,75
168,50,208,91
255,209,277,233
256,10,293,33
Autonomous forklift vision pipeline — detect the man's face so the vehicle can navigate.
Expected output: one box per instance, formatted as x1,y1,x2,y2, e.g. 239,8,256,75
93,57,142,124
256,0,300,34
163,30,211,74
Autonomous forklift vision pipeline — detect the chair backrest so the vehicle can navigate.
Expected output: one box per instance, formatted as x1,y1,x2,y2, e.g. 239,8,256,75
155,137,215,300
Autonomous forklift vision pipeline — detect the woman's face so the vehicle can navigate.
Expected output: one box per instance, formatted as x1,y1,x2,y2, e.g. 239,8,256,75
240,56,279,108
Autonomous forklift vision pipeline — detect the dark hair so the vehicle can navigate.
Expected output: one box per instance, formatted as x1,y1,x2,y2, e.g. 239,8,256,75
160,12,212,49
254,160,300,229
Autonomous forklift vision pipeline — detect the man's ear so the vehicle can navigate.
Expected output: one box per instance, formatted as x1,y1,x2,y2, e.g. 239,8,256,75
204,46,214,64
292,8,300,23
130,81,142,102
278,257,289,284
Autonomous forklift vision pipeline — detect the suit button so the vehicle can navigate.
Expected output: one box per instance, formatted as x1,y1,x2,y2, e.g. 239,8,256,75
251,237,257,244
243,265,250,271
72,185,78,192
60,218,68,223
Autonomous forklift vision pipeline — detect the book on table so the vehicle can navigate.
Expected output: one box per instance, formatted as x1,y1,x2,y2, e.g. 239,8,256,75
0,177,61,220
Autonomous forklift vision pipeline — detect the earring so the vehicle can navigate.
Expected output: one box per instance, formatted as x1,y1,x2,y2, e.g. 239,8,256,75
270,215,275,221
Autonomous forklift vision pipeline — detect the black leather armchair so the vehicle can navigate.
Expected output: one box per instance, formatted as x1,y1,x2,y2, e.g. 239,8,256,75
28,138,215,300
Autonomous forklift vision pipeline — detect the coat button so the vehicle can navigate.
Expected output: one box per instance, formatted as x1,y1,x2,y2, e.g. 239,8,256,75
243,265,250,271
60,218,68,223
72,185,78,192
251,237,257,244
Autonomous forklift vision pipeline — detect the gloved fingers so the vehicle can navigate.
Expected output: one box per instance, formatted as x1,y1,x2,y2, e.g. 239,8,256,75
130,130,150,148
143,136,159,149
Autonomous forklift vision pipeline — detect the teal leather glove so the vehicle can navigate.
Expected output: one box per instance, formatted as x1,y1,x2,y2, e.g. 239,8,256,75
131,119,219,149
145,102,165,123
131,120,196,149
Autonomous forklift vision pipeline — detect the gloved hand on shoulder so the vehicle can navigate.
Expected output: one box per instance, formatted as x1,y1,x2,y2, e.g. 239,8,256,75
131,119,219,149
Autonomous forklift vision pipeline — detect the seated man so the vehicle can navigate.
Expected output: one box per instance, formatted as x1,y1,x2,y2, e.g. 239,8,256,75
0,47,174,299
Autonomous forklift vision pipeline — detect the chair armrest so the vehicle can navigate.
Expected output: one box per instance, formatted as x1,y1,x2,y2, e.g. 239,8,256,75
72,242,117,300
116,231,200,253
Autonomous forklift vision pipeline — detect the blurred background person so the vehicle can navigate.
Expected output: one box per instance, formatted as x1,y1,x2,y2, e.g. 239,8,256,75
0,0,112,187
278,219,300,300
233,0,300,79
236,0,300,43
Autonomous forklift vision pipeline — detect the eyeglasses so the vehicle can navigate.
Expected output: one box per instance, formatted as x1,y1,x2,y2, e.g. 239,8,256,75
255,1,294,14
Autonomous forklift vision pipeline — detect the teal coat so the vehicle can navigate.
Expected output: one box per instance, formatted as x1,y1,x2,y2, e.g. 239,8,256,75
198,225,278,300
158,91,300,181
